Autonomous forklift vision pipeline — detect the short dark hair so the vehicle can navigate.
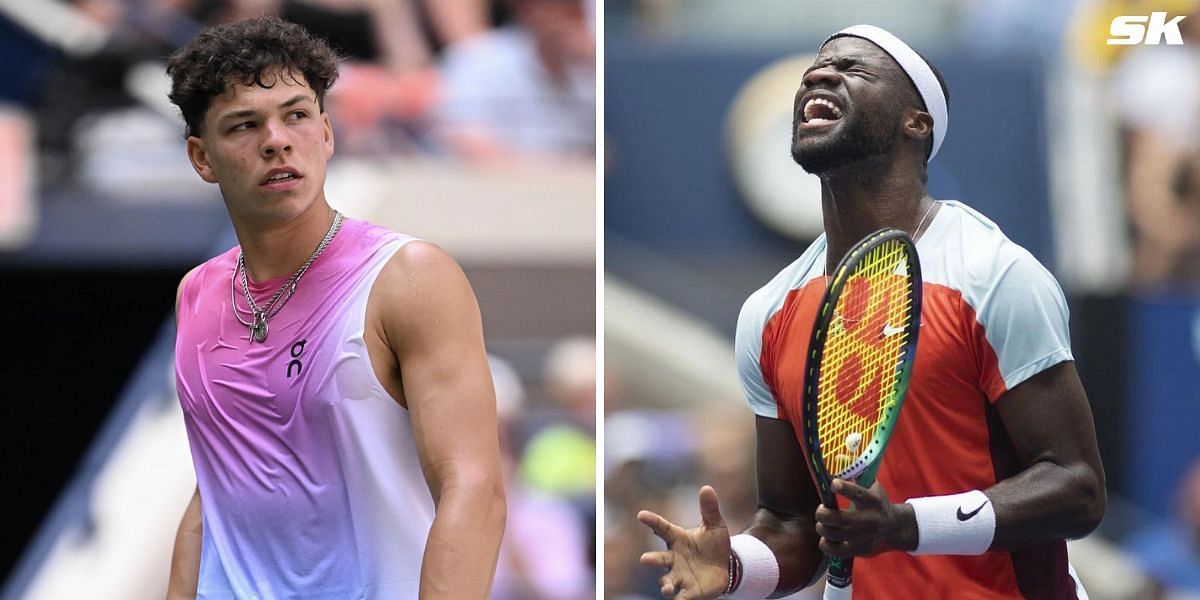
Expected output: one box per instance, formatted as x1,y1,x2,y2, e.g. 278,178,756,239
167,17,340,138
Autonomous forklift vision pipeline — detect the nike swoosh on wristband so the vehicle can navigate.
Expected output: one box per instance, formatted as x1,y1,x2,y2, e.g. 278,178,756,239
956,501,989,521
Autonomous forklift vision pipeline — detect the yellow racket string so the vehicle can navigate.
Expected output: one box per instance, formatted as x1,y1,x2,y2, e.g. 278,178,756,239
817,240,913,478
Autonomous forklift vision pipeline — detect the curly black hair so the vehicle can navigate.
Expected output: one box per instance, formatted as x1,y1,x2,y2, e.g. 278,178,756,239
167,17,340,138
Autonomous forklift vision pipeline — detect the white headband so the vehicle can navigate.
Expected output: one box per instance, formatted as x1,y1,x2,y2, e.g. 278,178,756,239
823,24,948,161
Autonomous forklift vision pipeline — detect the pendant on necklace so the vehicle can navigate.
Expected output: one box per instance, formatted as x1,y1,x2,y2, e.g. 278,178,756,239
250,311,268,343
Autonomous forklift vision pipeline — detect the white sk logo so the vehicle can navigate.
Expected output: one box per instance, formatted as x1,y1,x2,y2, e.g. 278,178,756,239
1108,13,1187,45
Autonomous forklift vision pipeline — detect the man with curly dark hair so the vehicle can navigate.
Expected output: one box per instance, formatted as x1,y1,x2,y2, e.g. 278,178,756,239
164,17,505,599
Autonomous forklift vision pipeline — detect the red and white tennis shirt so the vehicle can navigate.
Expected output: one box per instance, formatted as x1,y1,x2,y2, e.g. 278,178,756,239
735,201,1087,598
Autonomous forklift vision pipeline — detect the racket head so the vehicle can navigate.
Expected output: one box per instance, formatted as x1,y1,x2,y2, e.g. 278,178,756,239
801,228,923,506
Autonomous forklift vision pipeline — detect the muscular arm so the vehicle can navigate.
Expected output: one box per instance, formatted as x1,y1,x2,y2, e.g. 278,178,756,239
167,487,202,599
986,360,1106,547
818,361,1106,558
747,416,824,597
381,242,506,599
167,270,202,599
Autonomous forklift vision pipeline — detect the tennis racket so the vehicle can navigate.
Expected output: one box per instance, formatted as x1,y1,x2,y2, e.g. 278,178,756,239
802,228,923,600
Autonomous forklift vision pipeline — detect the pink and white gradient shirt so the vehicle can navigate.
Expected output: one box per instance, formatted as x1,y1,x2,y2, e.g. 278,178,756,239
175,217,432,599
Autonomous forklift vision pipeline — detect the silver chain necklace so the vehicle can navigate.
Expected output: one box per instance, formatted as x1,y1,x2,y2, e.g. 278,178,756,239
231,211,344,343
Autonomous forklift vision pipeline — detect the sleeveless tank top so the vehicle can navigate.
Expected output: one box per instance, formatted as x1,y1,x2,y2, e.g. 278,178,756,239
175,217,433,599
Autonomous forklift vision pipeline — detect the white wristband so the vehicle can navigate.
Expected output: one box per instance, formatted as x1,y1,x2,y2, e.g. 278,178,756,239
725,534,779,599
906,489,996,555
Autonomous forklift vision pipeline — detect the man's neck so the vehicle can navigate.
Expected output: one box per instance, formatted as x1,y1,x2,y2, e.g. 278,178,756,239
818,155,933,272
232,202,337,282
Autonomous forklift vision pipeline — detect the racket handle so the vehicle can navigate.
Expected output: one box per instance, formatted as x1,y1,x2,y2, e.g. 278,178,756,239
823,581,853,600
824,556,854,599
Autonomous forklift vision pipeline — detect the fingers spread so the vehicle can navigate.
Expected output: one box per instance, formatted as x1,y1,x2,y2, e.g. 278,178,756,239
698,486,727,530
659,574,677,597
638,510,678,544
640,551,674,569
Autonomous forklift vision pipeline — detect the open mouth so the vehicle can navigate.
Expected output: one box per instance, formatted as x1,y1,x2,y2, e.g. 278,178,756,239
802,96,845,126
261,169,302,186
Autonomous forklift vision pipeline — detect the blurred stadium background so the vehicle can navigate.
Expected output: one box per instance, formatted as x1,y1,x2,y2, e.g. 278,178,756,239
605,1,1200,599
0,0,595,598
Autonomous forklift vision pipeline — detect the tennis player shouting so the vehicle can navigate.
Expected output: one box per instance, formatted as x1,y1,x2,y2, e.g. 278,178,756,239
165,17,504,599
639,25,1105,599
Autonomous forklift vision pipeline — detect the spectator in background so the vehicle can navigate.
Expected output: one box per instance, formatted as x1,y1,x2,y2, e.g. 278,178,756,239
219,0,487,66
490,355,593,600
34,0,201,187
438,0,595,163
604,404,690,600
34,0,497,184
1111,6,1200,289
513,336,597,595
281,0,476,70
1125,459,1200,598
676,407,756,530
520,337,597,499
276,0,490,153
603,383,818,599
606,524,657,600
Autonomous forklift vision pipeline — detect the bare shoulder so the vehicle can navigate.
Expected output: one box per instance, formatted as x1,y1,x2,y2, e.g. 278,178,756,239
373,241,482,347
375,240,475,303
381,240,465,281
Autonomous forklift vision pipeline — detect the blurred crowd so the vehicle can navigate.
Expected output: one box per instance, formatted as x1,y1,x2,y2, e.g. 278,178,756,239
1124,458,1200,600
603,367,822,600
604,0,1200,293
603,1,1200,599
1094,1,1200,292
602,366,818,600
1,2,597,597
492,337,597,600
5,0,595,198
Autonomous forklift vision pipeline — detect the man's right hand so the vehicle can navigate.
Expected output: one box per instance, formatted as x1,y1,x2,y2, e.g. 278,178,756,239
637,485,732,600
